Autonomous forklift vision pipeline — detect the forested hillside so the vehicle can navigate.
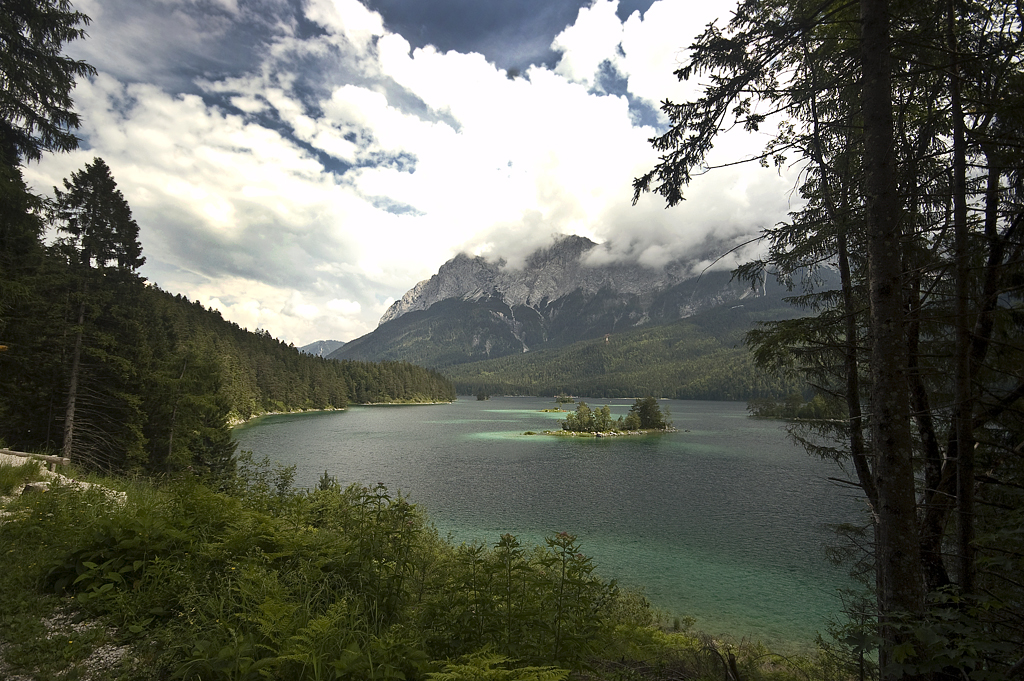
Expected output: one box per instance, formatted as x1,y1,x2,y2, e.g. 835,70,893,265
0,162,453,474
443,292,805,400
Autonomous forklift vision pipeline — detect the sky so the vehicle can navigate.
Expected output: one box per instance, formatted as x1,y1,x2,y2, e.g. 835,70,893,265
23,0,800,346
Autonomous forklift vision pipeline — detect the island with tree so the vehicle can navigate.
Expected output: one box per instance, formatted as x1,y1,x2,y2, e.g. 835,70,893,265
545,397,673,437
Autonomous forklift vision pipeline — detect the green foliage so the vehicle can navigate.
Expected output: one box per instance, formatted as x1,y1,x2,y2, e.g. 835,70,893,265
1,181,454,473
0,457,44,494
53,157,145,275
0,0,96,164
561,395,671,432
1,465,644,677
427,651,568,681
558,397,671,433
629,397,670,430
1,462,874,680
561,402,604,433
747,393,839,420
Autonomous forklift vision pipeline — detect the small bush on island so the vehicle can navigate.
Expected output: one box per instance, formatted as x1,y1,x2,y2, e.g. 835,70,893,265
560,397,672,434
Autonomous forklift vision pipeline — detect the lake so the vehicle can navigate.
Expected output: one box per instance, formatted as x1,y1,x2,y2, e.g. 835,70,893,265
232,396,865,651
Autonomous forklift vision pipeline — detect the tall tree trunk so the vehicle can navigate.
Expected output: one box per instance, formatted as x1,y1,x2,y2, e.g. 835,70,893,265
804,68,877,514
62,284,86,460
946,0,975,596
166,356,188,472
839,230,877,512
860,0,926,675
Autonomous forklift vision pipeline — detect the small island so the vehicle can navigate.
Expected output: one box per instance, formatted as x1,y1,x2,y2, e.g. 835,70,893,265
542,397,674,437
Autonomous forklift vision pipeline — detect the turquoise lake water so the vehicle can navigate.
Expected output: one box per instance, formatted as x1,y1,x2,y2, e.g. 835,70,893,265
232,396,865,651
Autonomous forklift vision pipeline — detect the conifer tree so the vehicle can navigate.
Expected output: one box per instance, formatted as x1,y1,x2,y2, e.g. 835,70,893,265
52,157,145,464
1,0,94,392
634,0,1024,676
0,0,95,165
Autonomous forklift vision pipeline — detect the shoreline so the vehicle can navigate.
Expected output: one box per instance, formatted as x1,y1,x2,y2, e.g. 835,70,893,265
539,427,678,437
230,400,454,427
228,406,345,427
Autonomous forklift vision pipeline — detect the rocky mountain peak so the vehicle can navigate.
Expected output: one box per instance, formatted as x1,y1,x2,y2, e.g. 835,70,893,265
525,235,596,268
377,234,737,327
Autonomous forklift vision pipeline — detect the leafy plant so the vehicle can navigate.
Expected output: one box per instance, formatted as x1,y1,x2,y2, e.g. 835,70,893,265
427,651,568,681
1,456,847,680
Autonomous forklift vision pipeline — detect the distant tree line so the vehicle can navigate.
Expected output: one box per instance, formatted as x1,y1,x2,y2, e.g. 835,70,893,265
746,394,838,420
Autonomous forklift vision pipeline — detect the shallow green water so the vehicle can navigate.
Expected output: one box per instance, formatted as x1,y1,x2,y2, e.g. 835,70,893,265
233,397,864,650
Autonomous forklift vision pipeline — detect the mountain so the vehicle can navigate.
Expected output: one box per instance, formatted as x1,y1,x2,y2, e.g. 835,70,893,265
376,235,744,326
329,235,787,370
442,290,806,400
298,339,346,357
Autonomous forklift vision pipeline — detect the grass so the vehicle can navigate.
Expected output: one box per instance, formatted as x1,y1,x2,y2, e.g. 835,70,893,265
0,455,866,680
0,458,45,495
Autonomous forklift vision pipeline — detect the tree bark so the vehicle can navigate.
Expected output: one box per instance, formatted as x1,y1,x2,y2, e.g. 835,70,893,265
947,0,975,595
860,0,926,675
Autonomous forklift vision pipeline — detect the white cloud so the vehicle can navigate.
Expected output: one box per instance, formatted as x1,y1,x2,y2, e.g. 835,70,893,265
552,0,623,89
304,0,384,49
327,298,361,314
25,0,786,347
550,0,742,112
617,0,736,108
283,291,320,319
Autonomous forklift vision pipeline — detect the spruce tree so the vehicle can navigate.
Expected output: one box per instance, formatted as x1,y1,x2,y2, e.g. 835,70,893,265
52,157,145,465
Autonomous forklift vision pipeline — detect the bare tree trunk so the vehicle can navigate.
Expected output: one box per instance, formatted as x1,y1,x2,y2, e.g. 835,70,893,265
839,230,877,512
946,0,975,596
166,356,188,472
860,0,926,675
61,284,86,460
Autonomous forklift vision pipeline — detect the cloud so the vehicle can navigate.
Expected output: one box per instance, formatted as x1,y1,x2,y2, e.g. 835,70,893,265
327,298,362,314
304,0,385,44
616,0,733,107
25,0,787,347
552,0,623,90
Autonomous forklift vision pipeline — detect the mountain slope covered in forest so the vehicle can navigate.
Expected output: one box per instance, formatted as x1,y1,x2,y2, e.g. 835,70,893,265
442,290,805,400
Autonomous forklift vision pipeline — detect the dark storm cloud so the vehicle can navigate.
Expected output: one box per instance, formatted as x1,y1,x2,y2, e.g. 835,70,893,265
362,0,656,71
